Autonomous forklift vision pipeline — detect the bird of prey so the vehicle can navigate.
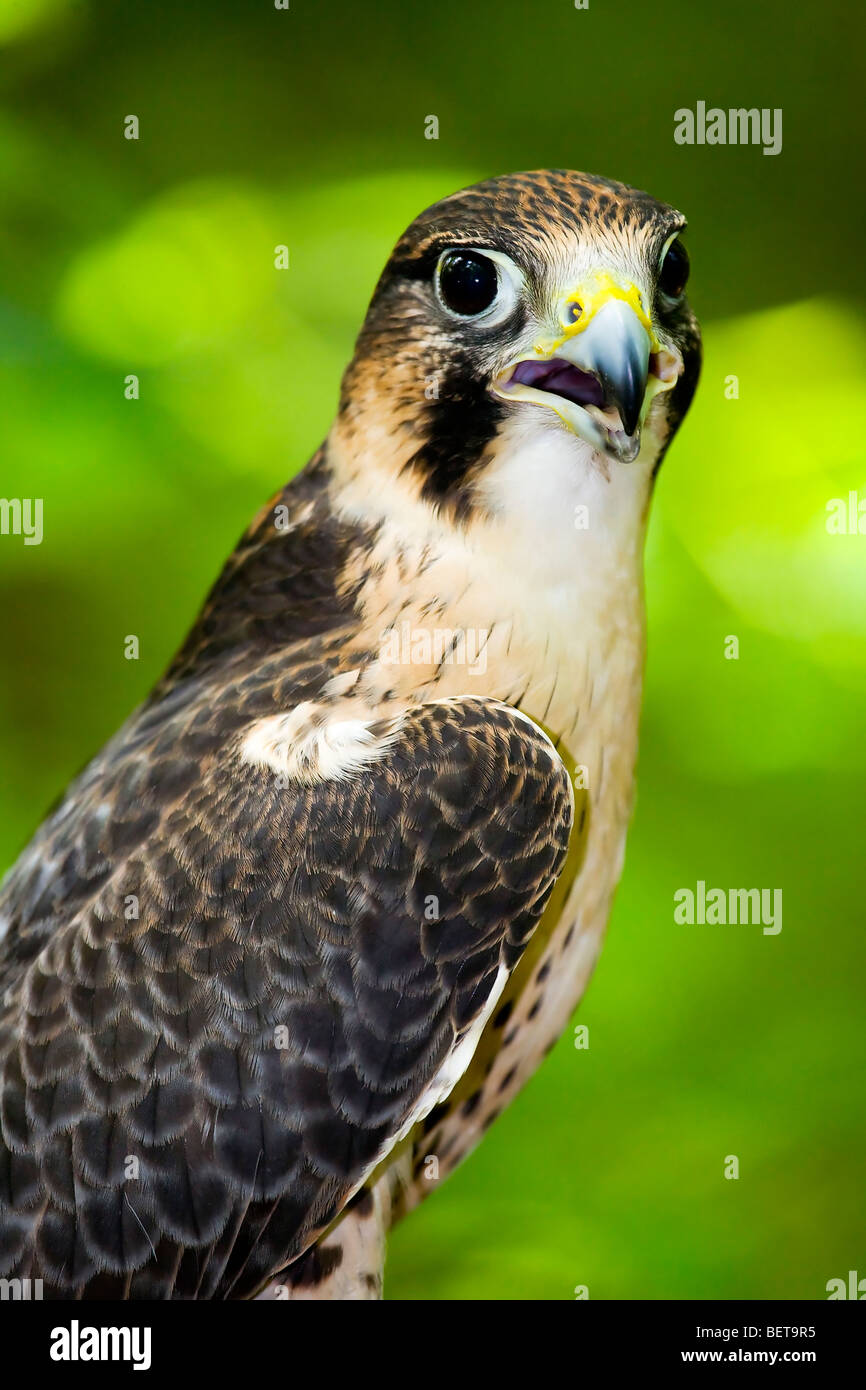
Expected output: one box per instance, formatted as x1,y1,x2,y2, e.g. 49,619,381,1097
0,170,700,1300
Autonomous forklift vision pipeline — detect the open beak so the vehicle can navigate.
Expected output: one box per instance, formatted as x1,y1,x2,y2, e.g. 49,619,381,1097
493,273,683,463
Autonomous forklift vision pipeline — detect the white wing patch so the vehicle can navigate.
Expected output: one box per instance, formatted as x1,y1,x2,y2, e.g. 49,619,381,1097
240,703,403,784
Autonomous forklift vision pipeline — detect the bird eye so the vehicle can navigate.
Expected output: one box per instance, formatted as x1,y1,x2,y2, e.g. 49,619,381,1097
658,238,690,300
436,250,500,317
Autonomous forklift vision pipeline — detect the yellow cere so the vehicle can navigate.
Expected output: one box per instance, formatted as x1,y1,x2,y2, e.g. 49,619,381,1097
534,270,661,357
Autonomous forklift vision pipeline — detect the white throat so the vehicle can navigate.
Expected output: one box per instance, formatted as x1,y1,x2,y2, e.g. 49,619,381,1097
331,412,656,751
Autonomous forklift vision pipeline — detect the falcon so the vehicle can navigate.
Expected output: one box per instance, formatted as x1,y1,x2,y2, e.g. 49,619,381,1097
0,170,700,1300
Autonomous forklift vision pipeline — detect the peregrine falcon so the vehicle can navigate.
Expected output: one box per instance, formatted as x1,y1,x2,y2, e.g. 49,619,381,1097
0,170,700,1300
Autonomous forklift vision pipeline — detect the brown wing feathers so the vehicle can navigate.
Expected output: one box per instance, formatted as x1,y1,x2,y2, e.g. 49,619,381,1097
0,687,571,1298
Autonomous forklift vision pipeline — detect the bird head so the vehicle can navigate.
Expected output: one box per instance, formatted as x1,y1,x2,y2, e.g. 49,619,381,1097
335,169,701,518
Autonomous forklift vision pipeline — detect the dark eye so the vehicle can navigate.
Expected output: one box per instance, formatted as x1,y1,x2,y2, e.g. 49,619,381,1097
658,238,690,299
437,251,499,316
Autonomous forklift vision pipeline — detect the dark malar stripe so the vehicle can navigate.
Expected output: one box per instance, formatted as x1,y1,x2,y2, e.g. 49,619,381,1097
405,357,507,517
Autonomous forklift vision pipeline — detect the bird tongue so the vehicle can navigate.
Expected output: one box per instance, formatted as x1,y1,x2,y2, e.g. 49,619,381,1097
507,356,606,409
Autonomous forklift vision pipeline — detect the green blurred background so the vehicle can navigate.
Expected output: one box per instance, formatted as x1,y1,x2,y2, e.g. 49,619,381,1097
1,0,864,1300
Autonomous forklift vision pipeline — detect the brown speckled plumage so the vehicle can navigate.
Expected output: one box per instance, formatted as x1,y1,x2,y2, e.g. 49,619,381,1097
0,169,700,1299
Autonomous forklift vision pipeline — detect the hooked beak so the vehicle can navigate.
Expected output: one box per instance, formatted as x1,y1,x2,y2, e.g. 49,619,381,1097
492,273,683,463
